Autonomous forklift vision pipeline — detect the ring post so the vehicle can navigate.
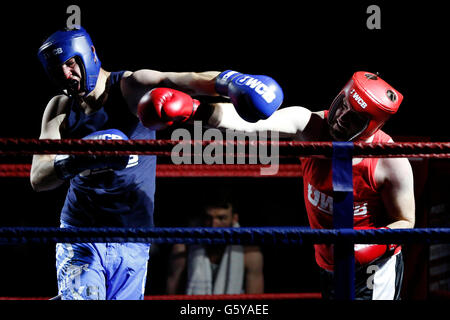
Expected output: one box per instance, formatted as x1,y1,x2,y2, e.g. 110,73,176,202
332,142,355,300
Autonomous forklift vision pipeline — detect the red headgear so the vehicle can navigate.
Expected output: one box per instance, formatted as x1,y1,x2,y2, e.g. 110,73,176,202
328,71,403,141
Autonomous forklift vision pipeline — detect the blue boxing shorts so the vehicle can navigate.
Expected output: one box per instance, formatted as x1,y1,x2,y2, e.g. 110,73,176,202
55,223,150,300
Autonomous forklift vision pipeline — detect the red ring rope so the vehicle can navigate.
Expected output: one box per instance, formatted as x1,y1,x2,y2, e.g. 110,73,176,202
0,164,303,178
0,138,449,158
0,292,321,300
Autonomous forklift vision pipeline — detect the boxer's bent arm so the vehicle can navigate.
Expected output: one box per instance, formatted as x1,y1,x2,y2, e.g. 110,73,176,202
30,96,67,192
198,102,313,139
376,157,416,229
121,69,220,116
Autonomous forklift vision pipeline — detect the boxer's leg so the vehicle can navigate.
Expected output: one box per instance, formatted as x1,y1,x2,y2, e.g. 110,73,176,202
104,243,151,300
56,242,106,300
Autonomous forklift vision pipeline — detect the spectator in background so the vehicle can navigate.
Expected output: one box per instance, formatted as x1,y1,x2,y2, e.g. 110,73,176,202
166,189,264,295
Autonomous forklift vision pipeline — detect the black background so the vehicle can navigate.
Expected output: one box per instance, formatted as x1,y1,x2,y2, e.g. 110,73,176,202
0,0,447,299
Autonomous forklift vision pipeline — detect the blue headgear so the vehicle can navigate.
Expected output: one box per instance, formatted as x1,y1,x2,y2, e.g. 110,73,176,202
37,26,101,96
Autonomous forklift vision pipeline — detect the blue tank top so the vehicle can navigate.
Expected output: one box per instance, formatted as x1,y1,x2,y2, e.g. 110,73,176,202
60,71,156,227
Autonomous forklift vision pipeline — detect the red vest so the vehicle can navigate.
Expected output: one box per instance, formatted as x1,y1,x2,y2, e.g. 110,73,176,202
301,128,392,271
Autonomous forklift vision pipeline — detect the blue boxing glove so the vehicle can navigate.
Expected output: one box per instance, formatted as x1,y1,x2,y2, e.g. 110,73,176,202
215,70,284,122
54,129,130,180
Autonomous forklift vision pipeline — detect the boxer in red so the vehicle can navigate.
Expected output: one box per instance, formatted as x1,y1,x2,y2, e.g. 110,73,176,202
122,71,413,299
192,71,415,300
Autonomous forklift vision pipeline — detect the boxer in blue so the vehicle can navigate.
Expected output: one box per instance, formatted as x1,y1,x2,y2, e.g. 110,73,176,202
31,26,283,299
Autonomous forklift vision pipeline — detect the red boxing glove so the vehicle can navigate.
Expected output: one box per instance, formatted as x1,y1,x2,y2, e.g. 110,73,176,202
354,227,401,266
137,88,200,130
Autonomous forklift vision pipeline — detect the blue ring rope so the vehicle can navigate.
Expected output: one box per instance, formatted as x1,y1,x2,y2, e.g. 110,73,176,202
0,227,449,245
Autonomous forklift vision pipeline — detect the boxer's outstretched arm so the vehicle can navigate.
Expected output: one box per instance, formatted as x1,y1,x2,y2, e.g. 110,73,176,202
121,70,220,115
197,102,314,140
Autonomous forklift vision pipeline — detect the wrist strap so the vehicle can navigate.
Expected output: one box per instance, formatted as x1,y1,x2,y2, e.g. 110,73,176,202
54,154,77,180
215,70,241,95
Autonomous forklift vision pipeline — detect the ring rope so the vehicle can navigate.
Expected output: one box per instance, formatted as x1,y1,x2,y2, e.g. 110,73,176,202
0,163,303,178
141,292,322,300
1,139,448,300
1,227,449,245
0,139,449,158
0,292,322,300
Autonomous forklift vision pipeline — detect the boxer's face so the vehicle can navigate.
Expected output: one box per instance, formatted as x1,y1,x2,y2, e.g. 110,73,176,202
328,97,369,141
49,57,84,95
203,206,238,228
